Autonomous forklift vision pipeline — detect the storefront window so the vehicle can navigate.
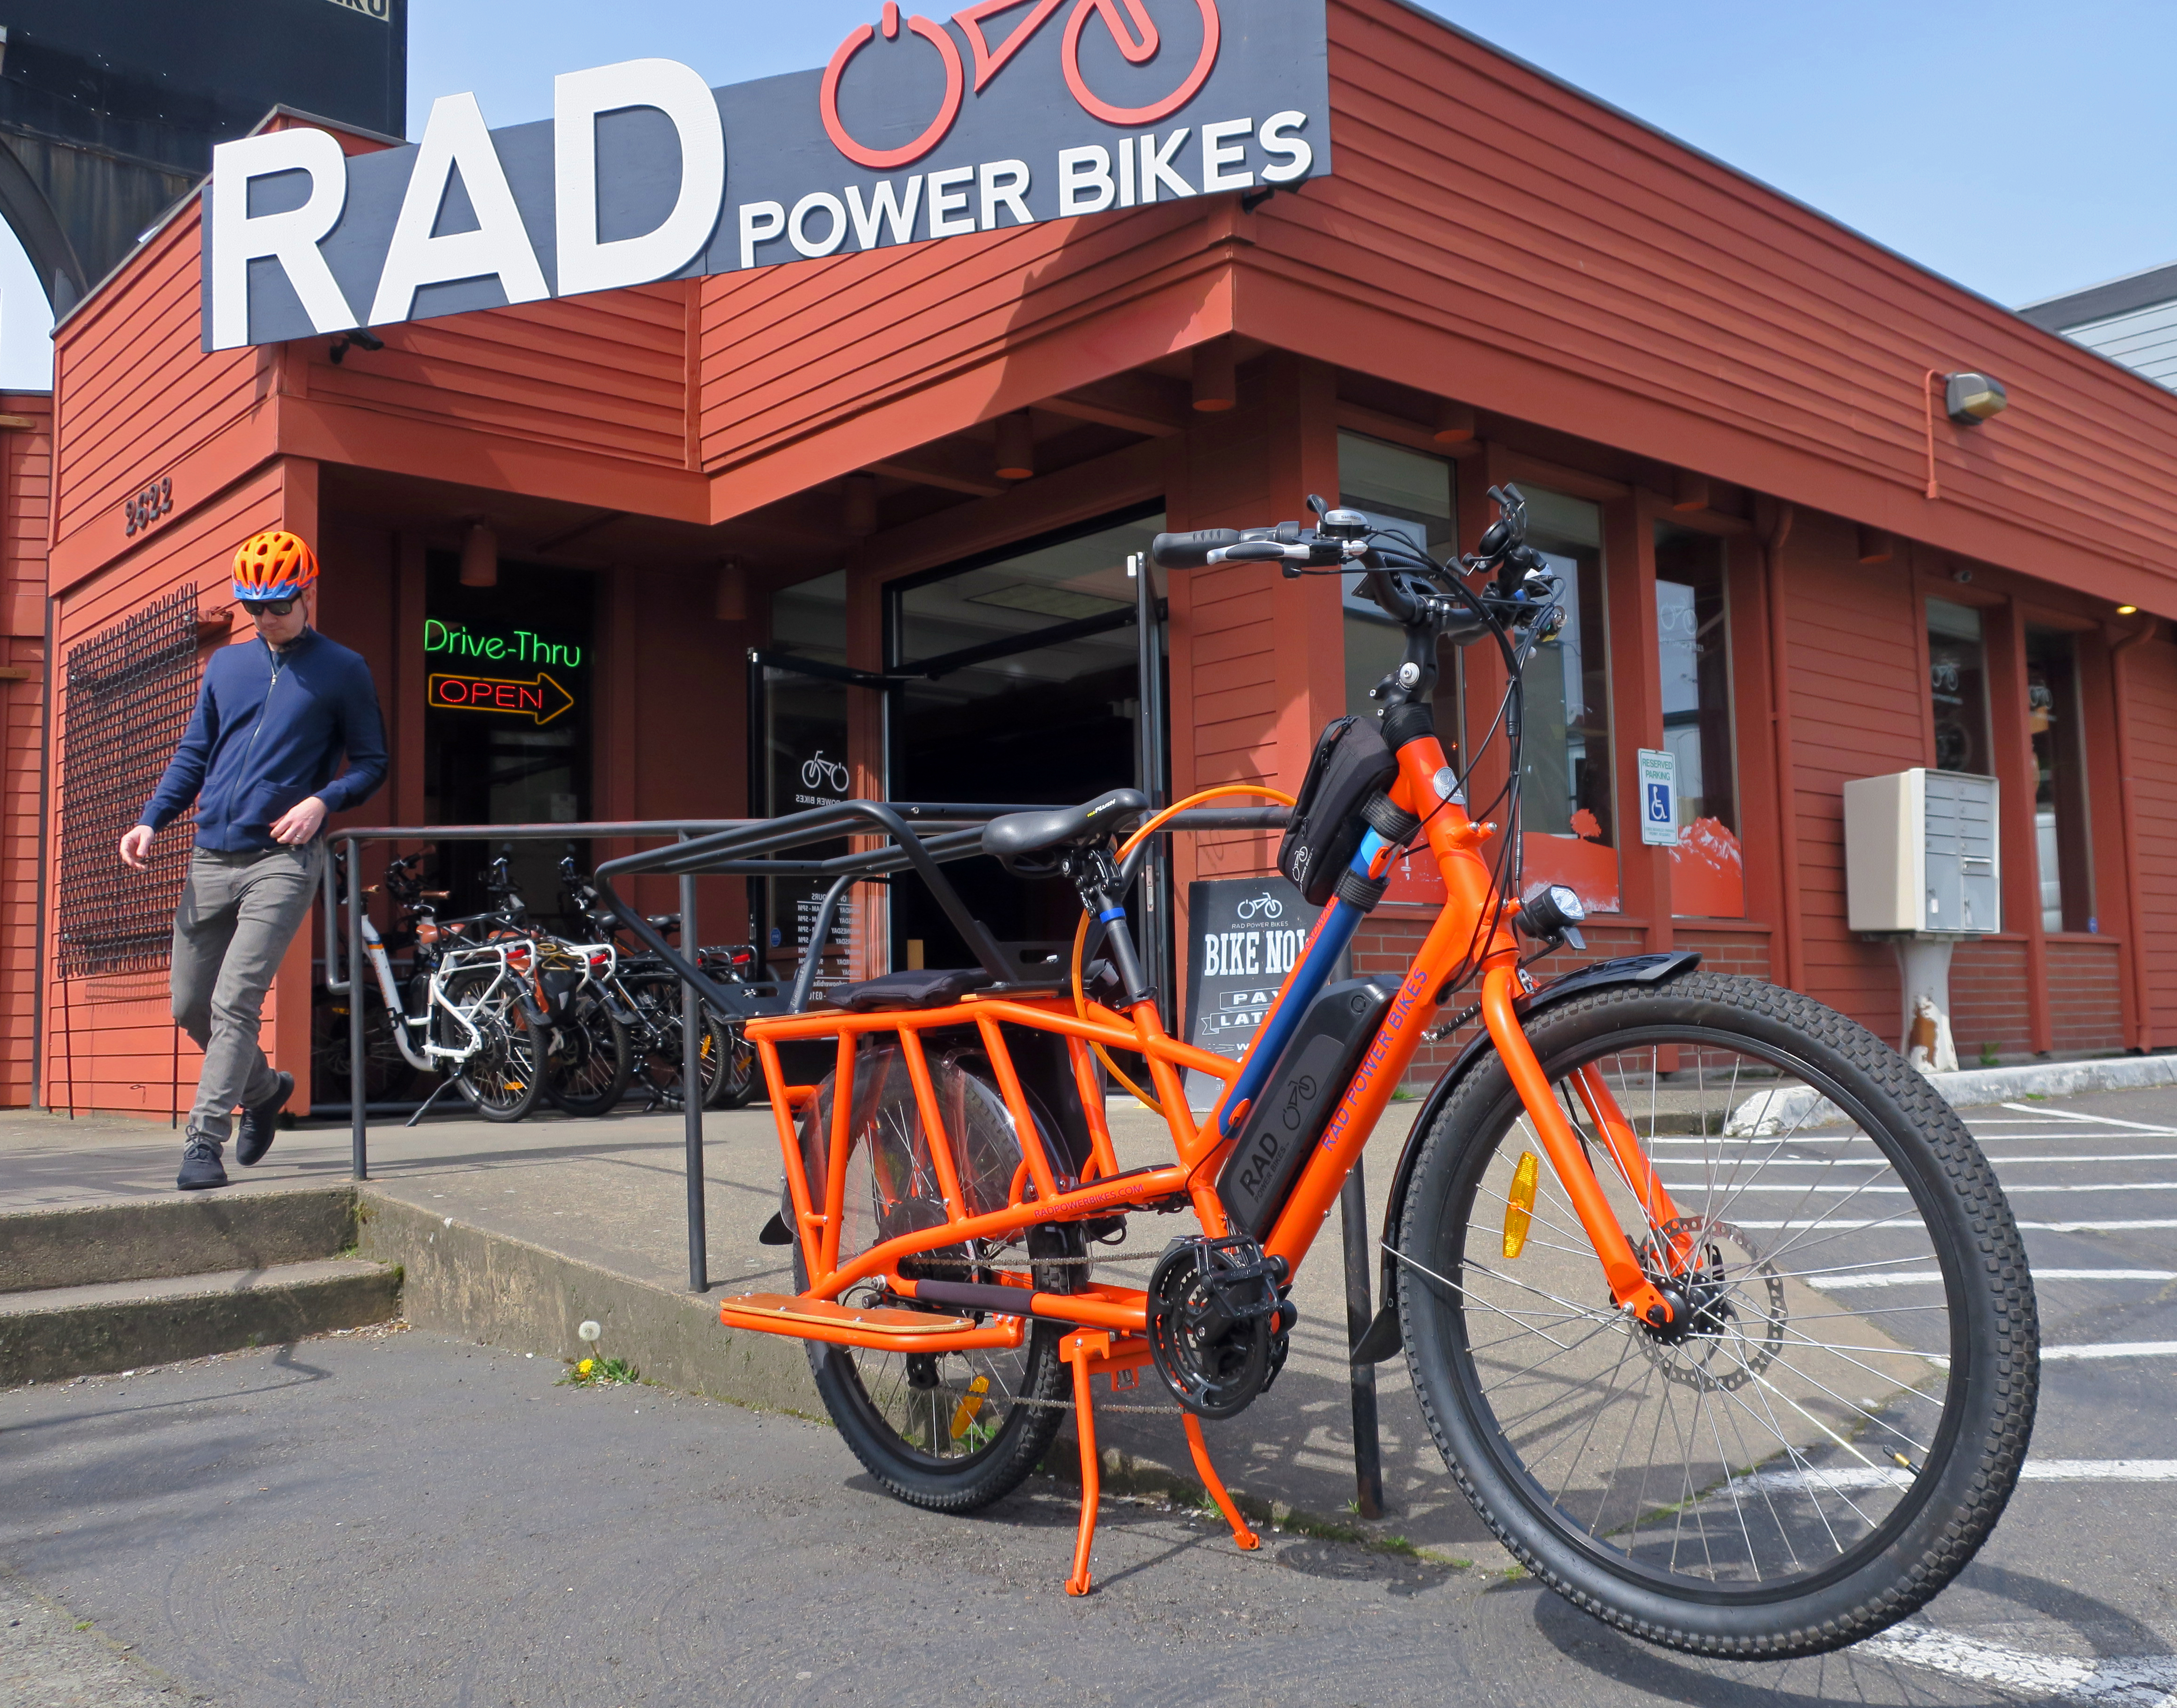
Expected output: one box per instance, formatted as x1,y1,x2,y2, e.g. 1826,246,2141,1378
2025,627,2095,934
1337,433,1457,725
1655,525,1742,917
1521,488,1616,912
1927,598,1993,775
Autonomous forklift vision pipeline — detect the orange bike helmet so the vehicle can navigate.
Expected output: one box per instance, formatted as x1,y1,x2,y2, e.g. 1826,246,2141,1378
232,530,319,603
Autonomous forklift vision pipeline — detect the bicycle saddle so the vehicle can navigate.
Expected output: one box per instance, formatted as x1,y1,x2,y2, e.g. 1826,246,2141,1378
981,789,1147,862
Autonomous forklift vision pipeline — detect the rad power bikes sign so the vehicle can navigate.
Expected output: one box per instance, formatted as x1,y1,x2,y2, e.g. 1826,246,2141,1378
202,0,1332,349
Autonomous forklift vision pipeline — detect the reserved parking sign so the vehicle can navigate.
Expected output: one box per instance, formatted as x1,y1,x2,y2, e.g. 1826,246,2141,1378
1638,748,1678,847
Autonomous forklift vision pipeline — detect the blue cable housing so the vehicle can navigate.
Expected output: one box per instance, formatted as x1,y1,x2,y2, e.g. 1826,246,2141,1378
1214,829,1387,1136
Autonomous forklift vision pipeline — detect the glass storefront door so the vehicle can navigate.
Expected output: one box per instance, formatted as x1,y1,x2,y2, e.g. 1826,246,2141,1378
886,509,1166,975
422,554,594,925
751,572,864,997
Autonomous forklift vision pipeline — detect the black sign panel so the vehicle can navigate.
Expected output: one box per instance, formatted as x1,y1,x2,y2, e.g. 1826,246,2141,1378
3,0,404,311
1181,875,1322,1106
204,0,1330,348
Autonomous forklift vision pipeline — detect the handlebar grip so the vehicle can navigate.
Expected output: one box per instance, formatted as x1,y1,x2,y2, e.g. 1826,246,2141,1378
1151,529,1241,569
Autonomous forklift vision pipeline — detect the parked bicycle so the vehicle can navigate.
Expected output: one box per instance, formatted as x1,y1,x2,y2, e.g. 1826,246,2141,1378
559,856,760,1111
325,852,548,1122
601,485,2038,1653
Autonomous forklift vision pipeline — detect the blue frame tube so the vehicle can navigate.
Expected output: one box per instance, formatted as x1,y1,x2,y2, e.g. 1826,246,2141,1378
1215,829,1388,1136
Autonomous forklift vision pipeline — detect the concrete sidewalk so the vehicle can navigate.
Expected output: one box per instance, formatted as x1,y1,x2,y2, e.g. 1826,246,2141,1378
0,1097,1505,1562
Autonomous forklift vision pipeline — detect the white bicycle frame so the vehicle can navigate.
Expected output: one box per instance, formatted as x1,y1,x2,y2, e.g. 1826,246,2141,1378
352,912,619,1074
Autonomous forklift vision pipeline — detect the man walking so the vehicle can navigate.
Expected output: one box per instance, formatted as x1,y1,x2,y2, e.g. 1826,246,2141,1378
119,531,387,1190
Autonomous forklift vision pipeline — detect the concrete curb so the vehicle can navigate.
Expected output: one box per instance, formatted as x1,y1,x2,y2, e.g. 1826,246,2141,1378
1728,1052,2177,1134
354,1192,824,1414
0,1186,360,1292
0,1264,400,1387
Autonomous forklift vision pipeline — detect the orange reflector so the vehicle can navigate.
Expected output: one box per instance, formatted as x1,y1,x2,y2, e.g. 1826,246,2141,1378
1503,1150,1539,1259
949,1373,992,1440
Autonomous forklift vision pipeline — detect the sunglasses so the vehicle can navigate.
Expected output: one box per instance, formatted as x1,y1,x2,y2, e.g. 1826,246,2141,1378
237,596,299,616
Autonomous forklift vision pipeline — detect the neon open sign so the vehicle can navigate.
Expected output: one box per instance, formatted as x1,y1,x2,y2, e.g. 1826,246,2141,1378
202,0,1330,349
428,670,577,724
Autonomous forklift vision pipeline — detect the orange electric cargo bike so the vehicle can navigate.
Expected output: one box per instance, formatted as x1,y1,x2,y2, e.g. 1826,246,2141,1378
599,488,2037,1656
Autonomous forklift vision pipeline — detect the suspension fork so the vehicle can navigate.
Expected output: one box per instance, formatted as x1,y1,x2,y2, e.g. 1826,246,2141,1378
1479,966,1682,1327
1565,1065,1694,1264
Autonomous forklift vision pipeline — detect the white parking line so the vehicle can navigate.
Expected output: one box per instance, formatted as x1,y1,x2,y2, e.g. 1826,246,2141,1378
1658,1181,2177,1193
1739,1460,2177,1493
1809,1269,2175,1290
2001,1101,2177,1135
1861,1623,2177,1704
1735,1218,2177,1231
2040,1342,2177,1362
1655,1152,2177,1164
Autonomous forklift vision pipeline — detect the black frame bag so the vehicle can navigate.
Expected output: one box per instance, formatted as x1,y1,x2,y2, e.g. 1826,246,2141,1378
1278,715,1398,906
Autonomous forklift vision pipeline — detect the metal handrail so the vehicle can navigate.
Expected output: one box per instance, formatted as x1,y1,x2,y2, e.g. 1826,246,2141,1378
324,799,1292,1297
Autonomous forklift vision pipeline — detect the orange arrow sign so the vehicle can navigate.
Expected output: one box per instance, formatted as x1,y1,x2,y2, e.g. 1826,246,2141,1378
427,670,576,725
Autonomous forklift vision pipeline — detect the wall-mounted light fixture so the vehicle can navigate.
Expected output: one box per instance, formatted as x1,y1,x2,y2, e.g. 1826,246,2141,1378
1944,371,2008,425
844,474,878,536
993,412,1034,481
1191,338,1236,412
329,327,385,365
714,558,749,622
459,520,498,587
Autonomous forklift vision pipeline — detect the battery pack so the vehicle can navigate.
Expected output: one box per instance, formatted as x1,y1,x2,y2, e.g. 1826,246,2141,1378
1217,976,1396,1238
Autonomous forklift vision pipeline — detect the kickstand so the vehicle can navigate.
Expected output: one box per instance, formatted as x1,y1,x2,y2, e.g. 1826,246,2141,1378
1182,1412,1261,1552
1062,1331,1103,1596
404,1073,461,1128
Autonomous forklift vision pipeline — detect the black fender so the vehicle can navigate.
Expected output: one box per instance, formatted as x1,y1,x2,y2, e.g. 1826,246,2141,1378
1350,950,1702,1364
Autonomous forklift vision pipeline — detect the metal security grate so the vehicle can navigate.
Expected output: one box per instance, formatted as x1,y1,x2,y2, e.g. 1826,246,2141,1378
56,588,201,979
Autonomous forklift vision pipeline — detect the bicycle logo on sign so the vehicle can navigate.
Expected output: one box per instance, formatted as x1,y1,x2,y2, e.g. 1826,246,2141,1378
802,751,851,793
1232,892,1284,922
822,0,1221,171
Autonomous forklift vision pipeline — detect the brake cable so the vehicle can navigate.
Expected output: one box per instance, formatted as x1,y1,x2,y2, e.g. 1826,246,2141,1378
1068,783,1297,1117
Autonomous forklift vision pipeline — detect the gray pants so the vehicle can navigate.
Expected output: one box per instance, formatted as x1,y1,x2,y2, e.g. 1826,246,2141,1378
171,841,326,1141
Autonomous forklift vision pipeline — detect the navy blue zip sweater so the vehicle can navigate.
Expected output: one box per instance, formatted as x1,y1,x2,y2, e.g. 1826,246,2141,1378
137,629,388,851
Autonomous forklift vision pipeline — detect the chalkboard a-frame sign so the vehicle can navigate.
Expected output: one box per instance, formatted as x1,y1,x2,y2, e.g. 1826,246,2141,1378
1182,876,1330,1108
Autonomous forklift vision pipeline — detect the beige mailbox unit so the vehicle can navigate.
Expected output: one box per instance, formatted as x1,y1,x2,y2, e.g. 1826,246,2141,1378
1843,769,2001,936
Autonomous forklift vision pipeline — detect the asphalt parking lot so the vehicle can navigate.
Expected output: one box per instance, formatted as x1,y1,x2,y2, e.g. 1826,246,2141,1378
3,1085,2175,1707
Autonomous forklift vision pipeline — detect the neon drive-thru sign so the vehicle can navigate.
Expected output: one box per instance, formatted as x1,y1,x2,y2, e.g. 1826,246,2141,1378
202,0,1331,350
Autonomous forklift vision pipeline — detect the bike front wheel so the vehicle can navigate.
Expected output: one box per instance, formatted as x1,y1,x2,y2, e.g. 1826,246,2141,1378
1397,972,2037,1657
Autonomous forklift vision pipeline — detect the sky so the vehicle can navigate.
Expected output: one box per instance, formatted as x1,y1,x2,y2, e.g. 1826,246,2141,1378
5,0,2174,386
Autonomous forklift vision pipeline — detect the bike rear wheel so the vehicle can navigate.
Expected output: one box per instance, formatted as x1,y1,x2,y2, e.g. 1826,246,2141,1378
439,968,546,1123
541,985,633,1116
1397,972,2037,1657
795,1044,1071,1511
705,1022,757,1109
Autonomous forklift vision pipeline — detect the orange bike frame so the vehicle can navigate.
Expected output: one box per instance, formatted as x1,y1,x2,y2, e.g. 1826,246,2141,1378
743,728,1685,1347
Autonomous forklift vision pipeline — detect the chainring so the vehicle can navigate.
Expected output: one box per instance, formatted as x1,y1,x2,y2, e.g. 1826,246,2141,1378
1146,1237,1286,1420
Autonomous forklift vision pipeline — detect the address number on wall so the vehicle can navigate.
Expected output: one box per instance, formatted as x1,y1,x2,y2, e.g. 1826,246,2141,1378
123,477,172,536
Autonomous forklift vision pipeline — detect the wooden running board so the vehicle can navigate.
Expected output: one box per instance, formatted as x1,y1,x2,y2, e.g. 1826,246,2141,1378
717,1292,971,1336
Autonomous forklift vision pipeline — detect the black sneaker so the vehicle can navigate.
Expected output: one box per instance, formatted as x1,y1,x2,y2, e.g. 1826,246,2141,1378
235,1070,294,1168
177,1128,228,1191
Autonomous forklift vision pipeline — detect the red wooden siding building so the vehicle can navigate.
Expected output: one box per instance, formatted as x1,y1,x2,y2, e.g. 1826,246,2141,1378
19,0,2177,1118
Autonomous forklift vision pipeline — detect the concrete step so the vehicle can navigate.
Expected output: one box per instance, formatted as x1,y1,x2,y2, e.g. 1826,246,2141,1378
0,1185,360,1292
0,1259,401,1387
